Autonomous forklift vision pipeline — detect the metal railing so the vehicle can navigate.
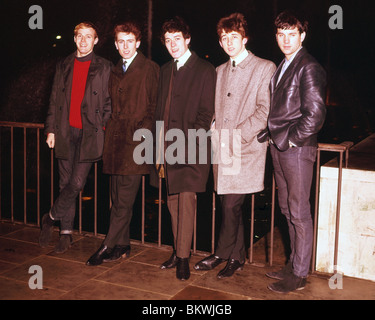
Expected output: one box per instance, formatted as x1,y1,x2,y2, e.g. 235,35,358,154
0,121,353,270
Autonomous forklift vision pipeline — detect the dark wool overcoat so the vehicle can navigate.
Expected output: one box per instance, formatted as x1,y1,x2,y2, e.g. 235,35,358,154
150,51,216,194
45,52,112,162
102,52,159,175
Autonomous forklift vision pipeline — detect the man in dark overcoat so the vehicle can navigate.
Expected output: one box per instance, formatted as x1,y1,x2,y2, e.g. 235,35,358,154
40,22,112,253
86,22,159,266
151,17,216,280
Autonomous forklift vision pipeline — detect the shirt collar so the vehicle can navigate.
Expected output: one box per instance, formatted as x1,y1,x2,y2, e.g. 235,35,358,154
175,49,191,70
285,46,303,64
123,51,138,67
230,49,248,67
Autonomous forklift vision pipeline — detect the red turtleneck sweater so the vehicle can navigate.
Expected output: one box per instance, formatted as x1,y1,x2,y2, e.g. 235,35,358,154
69,57,91,129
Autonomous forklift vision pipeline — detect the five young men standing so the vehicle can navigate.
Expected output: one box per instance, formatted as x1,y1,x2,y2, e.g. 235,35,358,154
41,9,326,294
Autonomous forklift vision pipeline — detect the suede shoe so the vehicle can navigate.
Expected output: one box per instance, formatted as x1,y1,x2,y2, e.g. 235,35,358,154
39,213,54,248
86,245,111,266
176,257,190,281
194,254,226,271
54,234,72,254
267,272,307,294
217,259,244,279
160,251,179,269
103,245,130,262
265,261,292,280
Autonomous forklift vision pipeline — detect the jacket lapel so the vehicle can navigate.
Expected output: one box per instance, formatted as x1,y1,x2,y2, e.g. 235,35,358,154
273,48,307,92
62,53,75,109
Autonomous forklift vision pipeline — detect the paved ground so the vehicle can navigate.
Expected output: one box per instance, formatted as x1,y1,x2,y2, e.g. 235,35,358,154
1,221,374,302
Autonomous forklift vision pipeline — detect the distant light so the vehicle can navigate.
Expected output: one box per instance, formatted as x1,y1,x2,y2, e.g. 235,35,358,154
205,55,209,59
56,35,62,40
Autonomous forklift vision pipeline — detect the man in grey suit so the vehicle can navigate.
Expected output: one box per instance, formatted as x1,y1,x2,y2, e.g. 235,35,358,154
194,13,275,278
262,10,326,293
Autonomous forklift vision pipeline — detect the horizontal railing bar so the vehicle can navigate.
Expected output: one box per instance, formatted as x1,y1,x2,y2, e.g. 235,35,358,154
0,121,44,129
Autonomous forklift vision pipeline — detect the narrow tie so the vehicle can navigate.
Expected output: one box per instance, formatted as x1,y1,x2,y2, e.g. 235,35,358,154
232,60,236,68
122,60,127,73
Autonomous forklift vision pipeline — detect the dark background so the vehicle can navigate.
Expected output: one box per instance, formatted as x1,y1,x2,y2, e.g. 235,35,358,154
0,0,374,143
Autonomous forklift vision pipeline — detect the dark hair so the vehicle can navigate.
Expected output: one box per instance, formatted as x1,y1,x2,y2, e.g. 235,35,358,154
114,21,142,41
274,10,308,34
216,13,248,39
160,16,191,44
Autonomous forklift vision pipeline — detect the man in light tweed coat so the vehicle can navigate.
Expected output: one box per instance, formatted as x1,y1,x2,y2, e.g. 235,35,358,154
194,13,276,278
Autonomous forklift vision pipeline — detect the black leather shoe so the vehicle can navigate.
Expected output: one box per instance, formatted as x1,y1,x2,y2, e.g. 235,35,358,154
103,245,130,262
267,272,307,294
194,254,226,271
86,245,111,266
217,259,244,278
160,251,179,269
176,257,190,281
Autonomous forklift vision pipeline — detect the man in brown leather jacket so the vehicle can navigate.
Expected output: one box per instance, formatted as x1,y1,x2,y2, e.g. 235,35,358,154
263,11,326,293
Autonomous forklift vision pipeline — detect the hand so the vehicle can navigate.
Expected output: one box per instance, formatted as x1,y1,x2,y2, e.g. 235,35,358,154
46,133,55,148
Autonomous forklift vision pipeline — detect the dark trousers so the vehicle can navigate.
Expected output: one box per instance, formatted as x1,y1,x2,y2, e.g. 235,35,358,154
104,174,142,248
167,192,196,258
270,144,317,277
215,194,247,262
51,127,92,233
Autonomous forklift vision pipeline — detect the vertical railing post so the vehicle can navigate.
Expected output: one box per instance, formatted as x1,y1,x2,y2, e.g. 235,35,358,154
211,192,216,254
142,175,145,244
37,128,40,226
158,176,162,247
23,127,27,224
94,162,98,236
10,126,14,222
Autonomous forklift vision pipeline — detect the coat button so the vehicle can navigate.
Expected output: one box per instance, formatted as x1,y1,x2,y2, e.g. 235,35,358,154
93,91,98,95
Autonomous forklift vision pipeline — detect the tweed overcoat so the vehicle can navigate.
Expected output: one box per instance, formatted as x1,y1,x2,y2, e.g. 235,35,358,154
45,52,112,162
212,51,276,194
150,51,216,194
102,52,159,175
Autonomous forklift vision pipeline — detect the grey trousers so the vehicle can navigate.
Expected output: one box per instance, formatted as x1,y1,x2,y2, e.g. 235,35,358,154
270,144,317,277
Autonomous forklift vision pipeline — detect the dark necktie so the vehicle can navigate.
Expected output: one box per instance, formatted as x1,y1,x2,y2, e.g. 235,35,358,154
232,60,236,67
122,60,127,73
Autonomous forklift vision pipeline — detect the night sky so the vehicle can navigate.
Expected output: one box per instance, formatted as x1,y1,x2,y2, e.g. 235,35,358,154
1,0,374,142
